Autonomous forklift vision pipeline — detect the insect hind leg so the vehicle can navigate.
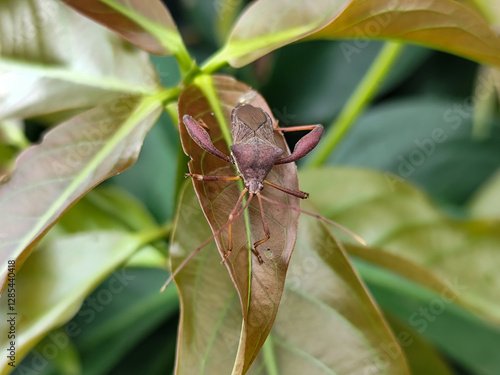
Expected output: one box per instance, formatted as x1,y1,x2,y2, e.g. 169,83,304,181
264,179,309,199
250,194,269,264
186,173,241,182
223,188,250,263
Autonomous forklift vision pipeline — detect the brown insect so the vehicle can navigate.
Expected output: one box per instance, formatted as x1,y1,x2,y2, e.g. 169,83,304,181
163,103,363,288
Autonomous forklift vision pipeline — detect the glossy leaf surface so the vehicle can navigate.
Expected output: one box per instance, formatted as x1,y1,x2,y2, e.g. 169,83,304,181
0,96,162,291
301,167,500,323
172,183,410,375
0,0,159,120
0,231,147,374
216,0,500,68
61,0,180,55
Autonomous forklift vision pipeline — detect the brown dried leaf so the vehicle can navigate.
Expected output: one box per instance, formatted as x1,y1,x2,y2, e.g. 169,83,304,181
175,75,300,373
61,0,179,55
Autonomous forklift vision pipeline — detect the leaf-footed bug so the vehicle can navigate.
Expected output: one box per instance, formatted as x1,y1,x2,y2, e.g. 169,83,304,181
162,103,364,289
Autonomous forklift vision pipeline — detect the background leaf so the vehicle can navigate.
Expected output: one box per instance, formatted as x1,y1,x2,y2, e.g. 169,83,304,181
468,169,500,218
215,0,500,69
261,42,431,125
300,167,500,324
249,208,411,375
173,183,410,375
309,0,500,67
1,181,169,374
329,98,500,205
175,75,301,373
361,263,500,375
111,111,179,223
385,315,453,375
0,0,159,121
211,0,350,68
0,95,162,291
61,0,180,56
70,268,177,375
0,231,148,373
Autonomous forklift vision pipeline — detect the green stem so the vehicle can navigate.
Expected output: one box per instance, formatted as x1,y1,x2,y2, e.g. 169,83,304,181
155,87,181,105
305,41,405,168
137,222,173,246
194,74,233,146
262,334,279,375
201,47,230,74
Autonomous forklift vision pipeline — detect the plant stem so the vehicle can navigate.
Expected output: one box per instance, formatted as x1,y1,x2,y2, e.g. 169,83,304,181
305,41,405,168
201,47,230,74
137,223,173,247
262,334,279,375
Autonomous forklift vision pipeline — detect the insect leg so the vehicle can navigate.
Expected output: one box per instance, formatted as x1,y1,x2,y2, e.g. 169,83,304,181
275,125,324,165
186,173,241,182
223,188,251,263
259,194,366,246
183,115,233,163
161,189,252,291
264,180,309,199
275,125,320,132
250,194,268,264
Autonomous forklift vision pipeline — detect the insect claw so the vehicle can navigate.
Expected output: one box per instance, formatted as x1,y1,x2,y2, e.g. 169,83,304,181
256,254,264,264
221,251,231,264
251,247,264,264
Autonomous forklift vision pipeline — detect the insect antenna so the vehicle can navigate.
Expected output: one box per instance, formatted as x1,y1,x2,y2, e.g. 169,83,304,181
161,192,255,291
258,194,367,246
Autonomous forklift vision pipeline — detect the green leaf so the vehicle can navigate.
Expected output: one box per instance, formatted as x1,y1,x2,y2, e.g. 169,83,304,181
309,0,500,68
111,112,179,223
70,268,178,375
472,66,499,140
58,185,159,234
61,0,179,56
469,168,500,218
203,0,351,70
0,231,149,374
385,315,453,375
469,0,500,26
262,41,431,125
301,167,500,324
173,183,410,375
0,0,160,120
207,0,500,70
361,262,500,375
330,98,500,205
0,95,162,292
